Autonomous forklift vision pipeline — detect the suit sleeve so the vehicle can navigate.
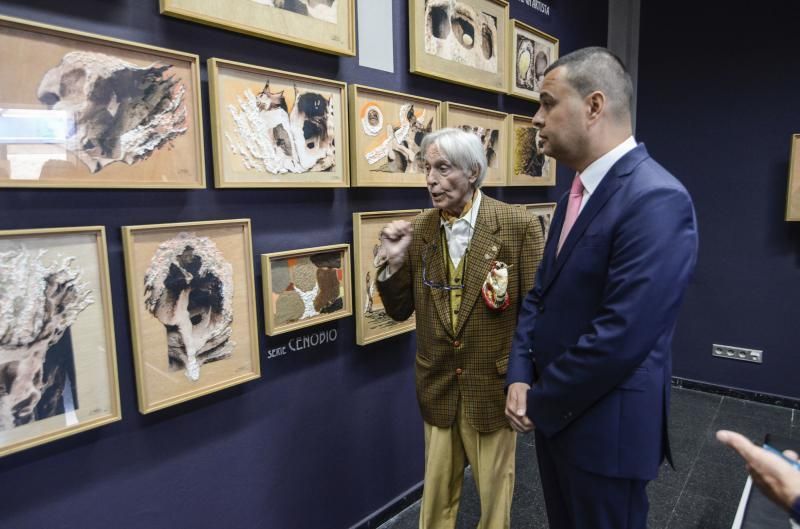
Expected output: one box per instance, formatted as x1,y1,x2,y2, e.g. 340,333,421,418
376,259,415,322
528,186,698,437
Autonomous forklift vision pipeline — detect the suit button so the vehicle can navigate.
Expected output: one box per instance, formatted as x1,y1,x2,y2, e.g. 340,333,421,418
456,368,463,375
453,340,461,347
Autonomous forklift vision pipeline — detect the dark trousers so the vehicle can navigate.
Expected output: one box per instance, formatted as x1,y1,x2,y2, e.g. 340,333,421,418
535,431,650,529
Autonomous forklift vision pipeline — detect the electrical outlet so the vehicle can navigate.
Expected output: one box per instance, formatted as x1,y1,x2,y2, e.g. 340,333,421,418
712,344,763,364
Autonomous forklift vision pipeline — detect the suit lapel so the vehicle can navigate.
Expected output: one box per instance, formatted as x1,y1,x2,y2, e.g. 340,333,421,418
453,196,502,338
417,210,455,339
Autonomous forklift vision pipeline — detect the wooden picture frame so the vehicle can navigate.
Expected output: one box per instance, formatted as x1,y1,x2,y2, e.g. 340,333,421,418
508,19,559,102
208,58,349,188
160,0,356,56
786,134,800,221
122,219,260,414
508,113,556,186
0,15,205,189
353,209,422,345
409,0,509,93
349,84,441,187
261,244,352,336
523,202,558,242
0,226,121,457
443,101,508,187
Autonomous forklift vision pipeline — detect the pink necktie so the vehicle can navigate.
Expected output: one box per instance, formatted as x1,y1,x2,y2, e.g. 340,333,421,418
557,173,585,255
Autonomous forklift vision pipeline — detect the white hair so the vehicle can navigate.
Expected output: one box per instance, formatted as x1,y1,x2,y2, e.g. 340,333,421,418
420,127,488,188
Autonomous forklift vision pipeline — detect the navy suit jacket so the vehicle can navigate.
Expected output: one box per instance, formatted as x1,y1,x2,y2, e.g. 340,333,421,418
507,144,698,481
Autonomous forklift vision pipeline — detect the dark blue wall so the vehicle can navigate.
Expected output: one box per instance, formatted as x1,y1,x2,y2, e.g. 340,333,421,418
638,4,800,399
0,1,606,527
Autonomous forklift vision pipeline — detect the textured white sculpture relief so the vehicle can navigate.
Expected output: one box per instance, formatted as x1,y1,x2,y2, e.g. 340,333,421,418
144,233,235,382
226,82,335,175
251,0,338,23
457,124,500,168
424,0,498,73
36,51,188,174
0,247,92,431
364,104,433,173
361,105,383,137
515,35,550,92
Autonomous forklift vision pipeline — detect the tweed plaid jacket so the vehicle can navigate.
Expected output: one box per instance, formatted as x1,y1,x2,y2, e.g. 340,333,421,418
378,195,545,433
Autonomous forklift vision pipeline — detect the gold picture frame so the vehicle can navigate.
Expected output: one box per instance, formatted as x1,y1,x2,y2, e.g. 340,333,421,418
409,0,509,93
523,202,558,242
0,226,121,457
353,209,422,345
261,244,352,336
0,14,205,189
443,101,508,187
122,219,260,414
208,58,349,188
508,113,556,186
160,0,356,56
786,134,800,220
349,84,441,187
508,19,559,102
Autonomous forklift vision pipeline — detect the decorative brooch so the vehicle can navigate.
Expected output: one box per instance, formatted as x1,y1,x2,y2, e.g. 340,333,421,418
481,260,511,311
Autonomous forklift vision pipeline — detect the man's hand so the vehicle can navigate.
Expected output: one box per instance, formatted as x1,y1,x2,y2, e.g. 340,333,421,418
380,220,413,275
506,382,535,433
717,429,800,511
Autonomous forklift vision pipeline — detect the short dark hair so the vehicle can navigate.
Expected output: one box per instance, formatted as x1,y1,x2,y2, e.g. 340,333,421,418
545,46,633,122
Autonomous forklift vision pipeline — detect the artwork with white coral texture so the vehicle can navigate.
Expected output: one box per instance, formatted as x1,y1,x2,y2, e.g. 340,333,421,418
0,228,118,457
0,17,203,187
423,0,498,73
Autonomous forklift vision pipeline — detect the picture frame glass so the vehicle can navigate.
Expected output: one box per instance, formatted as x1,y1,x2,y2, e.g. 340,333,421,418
510,115,556,186
444,104,507,186
511,22,558,101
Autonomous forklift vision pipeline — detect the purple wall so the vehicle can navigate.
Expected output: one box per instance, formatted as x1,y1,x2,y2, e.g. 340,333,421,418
637,3,800,399
0,1,606,527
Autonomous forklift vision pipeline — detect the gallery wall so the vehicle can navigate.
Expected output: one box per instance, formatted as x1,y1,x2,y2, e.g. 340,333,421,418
637,3,800,400
0,0,607,528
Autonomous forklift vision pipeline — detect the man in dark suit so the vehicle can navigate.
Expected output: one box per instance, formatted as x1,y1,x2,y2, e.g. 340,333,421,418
505,47,699,529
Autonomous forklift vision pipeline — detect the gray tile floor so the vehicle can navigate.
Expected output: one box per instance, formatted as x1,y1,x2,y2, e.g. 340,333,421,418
378,387,797,529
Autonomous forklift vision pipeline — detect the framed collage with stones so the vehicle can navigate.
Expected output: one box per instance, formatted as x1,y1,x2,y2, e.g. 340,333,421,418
0,15,205,189
509,18,559,102
508,113,556,186
121,219,260,414
353,209,422,345
409,0,509,93
443,101,508,187
208,58,349,188
349,84,441,187
523,202,558,242
0,226,121,457
261,244,352,336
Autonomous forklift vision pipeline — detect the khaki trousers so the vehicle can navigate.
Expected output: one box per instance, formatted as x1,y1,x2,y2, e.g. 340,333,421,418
419,402,516,529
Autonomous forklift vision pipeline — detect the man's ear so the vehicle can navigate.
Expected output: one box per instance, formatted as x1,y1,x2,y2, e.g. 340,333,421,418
586,91,606,122
468,164,480,186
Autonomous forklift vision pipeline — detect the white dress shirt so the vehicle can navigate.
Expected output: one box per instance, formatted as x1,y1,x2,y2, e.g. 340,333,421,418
441,190,482,268
577,136,638,212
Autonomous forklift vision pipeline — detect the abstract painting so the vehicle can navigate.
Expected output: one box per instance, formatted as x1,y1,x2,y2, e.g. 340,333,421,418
443,101,508,186
208,58,348,187
509,114,556,186
349,84,440,187
262,244,352,335
0,226,120,457
161,0,355,56
353,210,421,345
509,19,559,102
122,219,260,414
523,202,557,242
409,0,508,93
0,15,204,188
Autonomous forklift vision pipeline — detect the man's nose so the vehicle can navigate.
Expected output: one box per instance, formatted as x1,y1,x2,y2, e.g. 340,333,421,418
426,168,438,186
532,110,544,129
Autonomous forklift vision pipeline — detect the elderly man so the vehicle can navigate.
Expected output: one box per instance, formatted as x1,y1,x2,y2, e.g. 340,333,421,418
506,47,698,529
377,127,545,529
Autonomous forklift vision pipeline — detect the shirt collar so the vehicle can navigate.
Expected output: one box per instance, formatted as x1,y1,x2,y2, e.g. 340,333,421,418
579,136,637,195
440,189,482,229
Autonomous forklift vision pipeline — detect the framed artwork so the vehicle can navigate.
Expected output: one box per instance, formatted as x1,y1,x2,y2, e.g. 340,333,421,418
409,0,509,93
349,84,441,187
353,209,422,345
443,101,508,187
0,226,121,457
508,113,556,186
122,219,260,414
509,19,559,102
0,15,205,189
208,58,349,188
261,244,352,336
787,134,800,221
523,202,557,242
160,0,355,56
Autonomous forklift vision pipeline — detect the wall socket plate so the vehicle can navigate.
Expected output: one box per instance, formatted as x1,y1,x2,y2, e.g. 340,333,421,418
712,344,763,364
